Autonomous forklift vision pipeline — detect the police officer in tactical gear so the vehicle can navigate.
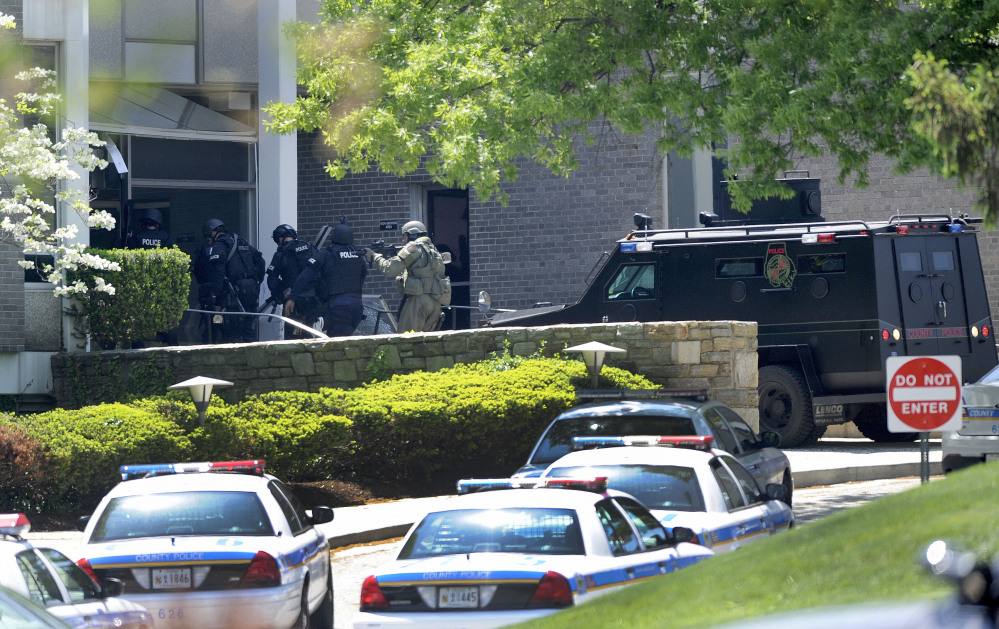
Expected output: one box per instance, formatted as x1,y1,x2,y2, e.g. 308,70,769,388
192,219,265,343
266,224,320,338
126,208,174,249
364,220,451,332
287,223,367,337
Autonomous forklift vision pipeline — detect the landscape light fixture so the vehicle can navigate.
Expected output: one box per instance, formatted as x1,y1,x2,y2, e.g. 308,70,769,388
169,376,233,426
565,341,626,388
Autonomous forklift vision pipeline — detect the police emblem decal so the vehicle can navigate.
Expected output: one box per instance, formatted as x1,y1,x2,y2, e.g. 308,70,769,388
764,242,797,288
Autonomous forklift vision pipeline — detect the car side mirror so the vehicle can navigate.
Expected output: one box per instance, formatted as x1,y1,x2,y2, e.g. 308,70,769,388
760,431,782,448
76,515,90,532
101,577,124,598
308,506,335,525
765,483,789,503
671,526,697,545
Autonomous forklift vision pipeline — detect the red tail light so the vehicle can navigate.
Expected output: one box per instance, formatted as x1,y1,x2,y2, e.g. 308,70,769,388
241,551,281,587
527,571,573,608
360,575,388,610
76,558,99,583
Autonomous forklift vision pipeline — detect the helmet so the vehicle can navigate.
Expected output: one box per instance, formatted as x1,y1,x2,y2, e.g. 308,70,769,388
332,223,353,245
402,220,427,239
140,207,163,227
272,224,297,243
202,218,225,238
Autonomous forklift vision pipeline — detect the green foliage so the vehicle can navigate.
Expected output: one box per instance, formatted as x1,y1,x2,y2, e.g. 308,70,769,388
327,357,654,487
907,52,999,227
518,465,999,629
14,355,654,511
66,247,191,350
197,391,353,482
14,404,191,511
264,0,999,215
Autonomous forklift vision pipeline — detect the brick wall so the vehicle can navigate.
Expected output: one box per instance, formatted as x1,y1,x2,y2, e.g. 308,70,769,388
51,320,762,428
297,123,663,320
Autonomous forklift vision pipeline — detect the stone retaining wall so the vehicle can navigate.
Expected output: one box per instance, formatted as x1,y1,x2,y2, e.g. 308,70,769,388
51,320,760,427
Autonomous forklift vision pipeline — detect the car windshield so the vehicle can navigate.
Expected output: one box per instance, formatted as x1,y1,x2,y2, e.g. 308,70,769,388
530,415,698,466
398,507,584,558
89,491,275,542
546,464,706,512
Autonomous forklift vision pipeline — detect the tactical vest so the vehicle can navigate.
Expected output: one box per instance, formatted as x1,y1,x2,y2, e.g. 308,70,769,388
278,239,313,287
400,238,451,306
222,233,265,283
320,243,365,298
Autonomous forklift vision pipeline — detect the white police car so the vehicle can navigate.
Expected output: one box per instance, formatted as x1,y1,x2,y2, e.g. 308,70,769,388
540,437,794,553
514,394,793,504
0,513,153,629
352,477,714,629
74,460,335,629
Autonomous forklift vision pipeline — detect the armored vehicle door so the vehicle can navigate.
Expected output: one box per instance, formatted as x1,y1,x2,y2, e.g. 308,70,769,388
600,256,663,322
893,235,971,357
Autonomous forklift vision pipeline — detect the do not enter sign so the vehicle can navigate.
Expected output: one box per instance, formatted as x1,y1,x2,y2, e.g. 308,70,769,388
886,356,963,432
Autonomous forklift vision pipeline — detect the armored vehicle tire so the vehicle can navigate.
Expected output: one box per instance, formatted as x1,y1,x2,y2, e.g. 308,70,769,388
854,405,919,443
758,364,816,448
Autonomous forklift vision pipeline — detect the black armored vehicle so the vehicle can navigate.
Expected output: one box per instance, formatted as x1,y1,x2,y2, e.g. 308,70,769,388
485,180,999,447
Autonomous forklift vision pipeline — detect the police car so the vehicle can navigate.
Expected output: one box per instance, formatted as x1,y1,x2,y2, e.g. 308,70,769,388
943,363,999,473
514,394,793,504
0,513,153,629
540,437,794,553
74,460,335,629
352,477,713,629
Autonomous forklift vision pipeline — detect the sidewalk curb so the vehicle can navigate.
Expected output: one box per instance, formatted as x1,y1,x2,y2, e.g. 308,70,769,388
328,524,412,549
792,462,942,489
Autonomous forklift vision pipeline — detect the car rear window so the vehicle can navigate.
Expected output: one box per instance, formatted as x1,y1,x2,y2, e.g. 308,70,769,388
546,464,706,512
399,508,584,558
531,416,699,465
89,491,275,542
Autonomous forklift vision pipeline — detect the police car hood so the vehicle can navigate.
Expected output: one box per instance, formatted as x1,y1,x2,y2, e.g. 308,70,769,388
82,534,271,569
374,552,587,585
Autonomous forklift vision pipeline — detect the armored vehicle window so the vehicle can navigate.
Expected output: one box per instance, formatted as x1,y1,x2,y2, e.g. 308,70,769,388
932,250,955,271
607,263,656,300
899,251,922,272
797,253,845,274
716,258,762,278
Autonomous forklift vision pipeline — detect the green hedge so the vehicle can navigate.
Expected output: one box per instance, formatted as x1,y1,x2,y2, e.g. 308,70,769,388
66,247,191,350
4,356,655,513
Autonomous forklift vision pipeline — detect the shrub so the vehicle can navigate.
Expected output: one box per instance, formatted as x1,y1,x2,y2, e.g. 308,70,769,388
0,420,51,513
14,404,192,511
66,247,191,350
326,357,656,488
191,391,352,482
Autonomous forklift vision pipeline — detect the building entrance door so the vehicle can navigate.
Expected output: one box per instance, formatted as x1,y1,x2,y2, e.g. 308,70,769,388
427,189,470,329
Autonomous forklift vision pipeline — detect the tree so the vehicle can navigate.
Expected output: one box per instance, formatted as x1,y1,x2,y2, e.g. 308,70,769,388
0,14,117,296
264,0,998,217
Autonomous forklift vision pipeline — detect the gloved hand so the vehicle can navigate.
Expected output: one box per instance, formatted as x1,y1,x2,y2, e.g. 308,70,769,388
284,299,296,316
363,248,375,264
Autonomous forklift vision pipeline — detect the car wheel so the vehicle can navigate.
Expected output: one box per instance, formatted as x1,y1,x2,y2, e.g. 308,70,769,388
758,365,815,448
291,584,309,629
854,404,918,443
310,567,334,629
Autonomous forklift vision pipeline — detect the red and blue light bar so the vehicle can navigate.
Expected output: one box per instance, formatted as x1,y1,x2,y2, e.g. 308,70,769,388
541,477,610,493
572,435,714,451
456,478,539,495
0,513,30,538
120,459,266,481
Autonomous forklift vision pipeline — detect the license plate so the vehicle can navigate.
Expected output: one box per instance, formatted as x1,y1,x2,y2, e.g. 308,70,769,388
152,568,192,589
438,586,478,609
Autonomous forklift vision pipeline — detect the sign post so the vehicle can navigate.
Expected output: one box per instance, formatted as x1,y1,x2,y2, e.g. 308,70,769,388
886,356,962,483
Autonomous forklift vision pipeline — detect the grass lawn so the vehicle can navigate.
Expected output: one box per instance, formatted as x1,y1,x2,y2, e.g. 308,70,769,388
513,463,999,629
